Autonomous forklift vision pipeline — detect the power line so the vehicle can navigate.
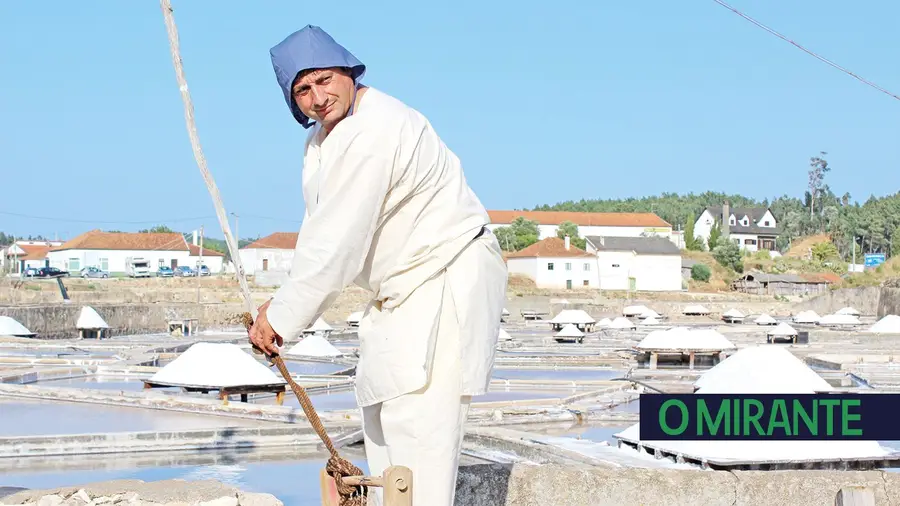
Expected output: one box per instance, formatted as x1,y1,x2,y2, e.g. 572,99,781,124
712,0,900,102
0,211,215,224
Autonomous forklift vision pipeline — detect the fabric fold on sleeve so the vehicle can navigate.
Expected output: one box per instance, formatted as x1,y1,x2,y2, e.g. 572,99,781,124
266,130,394,340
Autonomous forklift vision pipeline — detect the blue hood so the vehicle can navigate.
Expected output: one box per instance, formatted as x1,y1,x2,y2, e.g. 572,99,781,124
270,25,366,129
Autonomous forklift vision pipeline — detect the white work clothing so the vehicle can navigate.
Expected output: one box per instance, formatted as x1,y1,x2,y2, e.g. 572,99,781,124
267,87,508,407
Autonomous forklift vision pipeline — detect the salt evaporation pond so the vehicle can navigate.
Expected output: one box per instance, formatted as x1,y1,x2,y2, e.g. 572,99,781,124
35,376,153,392
0,398,265,436
281,360,350,375
492,368,623,381
474,389,576,403
1,458,369,506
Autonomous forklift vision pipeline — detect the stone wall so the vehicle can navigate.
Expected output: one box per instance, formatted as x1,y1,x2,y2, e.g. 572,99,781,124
0,303,245,339
795,286,882,316
879,285,900,318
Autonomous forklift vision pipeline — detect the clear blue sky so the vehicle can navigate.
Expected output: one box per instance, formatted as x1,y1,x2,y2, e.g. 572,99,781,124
2,1,898,240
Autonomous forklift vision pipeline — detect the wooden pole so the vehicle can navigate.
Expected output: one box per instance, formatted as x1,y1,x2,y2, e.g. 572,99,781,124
321,466,413,506
834,486,875,506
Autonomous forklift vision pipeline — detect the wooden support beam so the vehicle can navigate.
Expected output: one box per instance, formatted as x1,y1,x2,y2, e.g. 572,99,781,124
689,352,695,370
834,486,875,506
275,391,285,406
649,352,658,370
320,466,413,506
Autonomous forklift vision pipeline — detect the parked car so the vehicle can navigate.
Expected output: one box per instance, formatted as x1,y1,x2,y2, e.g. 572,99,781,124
21,267,39,278
157,266,174,278
197,265,211,276
80,266,109,279
174,266,195,277
37,267,69,278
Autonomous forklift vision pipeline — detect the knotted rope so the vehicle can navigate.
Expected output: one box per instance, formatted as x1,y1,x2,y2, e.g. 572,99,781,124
240,313,368,504
158,1,367,503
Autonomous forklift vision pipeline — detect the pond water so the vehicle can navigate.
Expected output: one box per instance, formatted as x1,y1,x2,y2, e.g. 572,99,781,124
473,390,575,403
1,457,369,506
281,361,350,376
492,368,623,381
34,376,154,392
0,398,267,436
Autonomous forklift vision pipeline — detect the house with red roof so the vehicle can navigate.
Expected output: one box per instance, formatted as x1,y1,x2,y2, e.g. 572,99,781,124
237,232,299,275
487,210,674,242
505,237,599,290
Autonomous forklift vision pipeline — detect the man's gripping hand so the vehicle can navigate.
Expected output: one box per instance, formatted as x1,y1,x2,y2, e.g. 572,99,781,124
249,298,283,356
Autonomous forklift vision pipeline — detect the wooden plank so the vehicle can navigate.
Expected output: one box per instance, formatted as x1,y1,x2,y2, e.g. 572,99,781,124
834,486,876,506
320,468,340,506
383,466,413,506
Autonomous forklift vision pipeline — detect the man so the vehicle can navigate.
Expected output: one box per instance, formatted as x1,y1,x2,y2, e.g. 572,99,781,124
249,25,507,506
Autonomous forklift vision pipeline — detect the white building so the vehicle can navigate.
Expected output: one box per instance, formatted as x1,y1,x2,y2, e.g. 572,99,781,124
693,202,780,252
188,244,226,273
487,210,673,241
2,240,63,273
238,232,298,275
505,237,599,290
46,230,222,275
585,236,683,292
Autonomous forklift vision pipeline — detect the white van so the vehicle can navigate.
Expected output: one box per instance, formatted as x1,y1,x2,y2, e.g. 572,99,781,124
125,257,151,278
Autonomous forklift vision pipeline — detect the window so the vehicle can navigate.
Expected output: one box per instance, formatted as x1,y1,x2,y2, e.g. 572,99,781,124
612,264,620,268
566,280,572,289
729,217,736,225
547,262,554,270
159,259,165,268
741,218,748,226
583,263,590,271
733,238,740,245
744,239,757,245
69,258,80,271
99,258,109,271
565,262,572,271
583,280,590,286
764,221,770,226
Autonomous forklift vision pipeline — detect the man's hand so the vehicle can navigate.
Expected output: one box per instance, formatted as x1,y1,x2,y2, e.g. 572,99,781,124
249,299,283,356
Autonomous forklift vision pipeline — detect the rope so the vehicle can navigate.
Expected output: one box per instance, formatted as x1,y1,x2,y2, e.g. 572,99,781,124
158,1,366,503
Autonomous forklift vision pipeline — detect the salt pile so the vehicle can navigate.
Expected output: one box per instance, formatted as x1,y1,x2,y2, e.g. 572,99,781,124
550,309,595,325
303,317,333,334
76,306,109,329
615,346,893,463
793,310,820,324
149,342,285,388
818,313,861,326
638,308,661,319
286,334,342,357
640,317,659,326
622,305,649,317
694,346,831,394
682,304,710,315
346,311,364,326
637,328,735,352
498,328,513,341
767,322,797,337
721,309,744,321
869,315,900,334
556,324,584,338
607,317,636,330
836,307,861,316
596,317,612,327
754,313,777,325
0,316,34,337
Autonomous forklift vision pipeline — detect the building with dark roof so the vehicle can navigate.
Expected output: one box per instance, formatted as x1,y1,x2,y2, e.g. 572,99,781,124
584,236,684,292
693,202,781,252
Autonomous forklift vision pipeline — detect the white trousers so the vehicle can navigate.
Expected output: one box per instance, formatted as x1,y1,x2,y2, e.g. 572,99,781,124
361,272,469,506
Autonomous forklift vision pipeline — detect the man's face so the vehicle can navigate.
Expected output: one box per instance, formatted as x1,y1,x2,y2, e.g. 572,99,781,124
292,67,356,132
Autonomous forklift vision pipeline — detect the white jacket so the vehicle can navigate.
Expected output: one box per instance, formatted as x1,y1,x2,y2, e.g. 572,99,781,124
267,87,507,406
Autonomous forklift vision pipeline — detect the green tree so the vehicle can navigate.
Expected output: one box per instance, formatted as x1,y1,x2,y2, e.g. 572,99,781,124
808,152,831,224
691,263,711,282
556,220,586,250
811,242,839,263
139,225,175,234
494,217,540,252
712,236,743,272
684,214,699,250
708,221,722,251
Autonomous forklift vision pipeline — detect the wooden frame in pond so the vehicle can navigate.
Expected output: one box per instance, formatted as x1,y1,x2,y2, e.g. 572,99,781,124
141,380,286,405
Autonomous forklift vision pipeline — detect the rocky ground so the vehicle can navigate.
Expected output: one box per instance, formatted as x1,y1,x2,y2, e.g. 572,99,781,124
0,480,282,506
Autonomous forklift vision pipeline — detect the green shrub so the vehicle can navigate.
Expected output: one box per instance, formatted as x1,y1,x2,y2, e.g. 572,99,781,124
691,263,711,282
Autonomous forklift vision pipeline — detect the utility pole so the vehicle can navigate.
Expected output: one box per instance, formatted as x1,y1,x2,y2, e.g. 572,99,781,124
231,212,239,279
852,236,856,271
196,225,203,305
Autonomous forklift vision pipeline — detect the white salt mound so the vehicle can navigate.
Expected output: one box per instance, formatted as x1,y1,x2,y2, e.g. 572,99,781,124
754,314,777,325
498,328,513,341
722,309,744,319
637,328,735,352
683,305,710,315
502,308,510,316
596,318,612,327
836,306,861,316
149,342,285,388
767,322,797,336
694,346,832,394
346,311,364,324
76,306,109,329
640,317,659,326
793,310,820,324
0,316,34,336
556,323,584,337
818,313,861,326
304,317,333,332
551,309,595,325
608,317,636,330
870,315,900,334
639,308,660,319
286,334,342,357
623,305,648,317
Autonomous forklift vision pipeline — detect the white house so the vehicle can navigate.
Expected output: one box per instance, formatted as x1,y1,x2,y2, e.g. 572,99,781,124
505,237,599,290
189,244,226,273
238,232,298,275
585,236,683,292
487,211,673,242
2,240,63,273
693,202,780,252
48,230,193,274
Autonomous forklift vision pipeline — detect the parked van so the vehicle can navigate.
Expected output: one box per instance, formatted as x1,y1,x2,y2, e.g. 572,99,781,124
125,257,151,278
